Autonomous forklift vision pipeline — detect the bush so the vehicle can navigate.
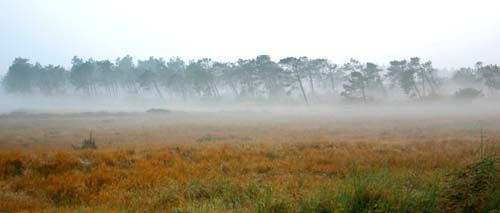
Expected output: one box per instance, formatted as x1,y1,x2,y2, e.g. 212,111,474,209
454,88,482,100
1,160,24,178
441,156,500,212
0,153,26,179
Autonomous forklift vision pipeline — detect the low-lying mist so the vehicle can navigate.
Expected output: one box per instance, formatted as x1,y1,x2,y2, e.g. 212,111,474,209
1,91,500,119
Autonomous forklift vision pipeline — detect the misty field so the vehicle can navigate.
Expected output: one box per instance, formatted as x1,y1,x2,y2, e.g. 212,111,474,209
0,107,499,212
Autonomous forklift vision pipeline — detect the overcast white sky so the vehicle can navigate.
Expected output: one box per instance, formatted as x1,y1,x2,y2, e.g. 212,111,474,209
1,0,499,74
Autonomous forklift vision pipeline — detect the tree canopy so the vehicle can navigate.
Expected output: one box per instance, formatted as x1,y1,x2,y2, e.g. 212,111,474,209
2,55,499,103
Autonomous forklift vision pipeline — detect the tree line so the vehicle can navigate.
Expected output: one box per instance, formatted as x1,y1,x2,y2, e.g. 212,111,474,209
2,55,500,103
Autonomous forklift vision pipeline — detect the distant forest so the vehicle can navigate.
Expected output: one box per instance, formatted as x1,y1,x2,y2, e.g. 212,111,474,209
2,55,499,103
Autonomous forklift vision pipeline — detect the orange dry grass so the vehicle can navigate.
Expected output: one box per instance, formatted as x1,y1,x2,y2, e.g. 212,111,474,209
0,111,498,211
0,140,490,212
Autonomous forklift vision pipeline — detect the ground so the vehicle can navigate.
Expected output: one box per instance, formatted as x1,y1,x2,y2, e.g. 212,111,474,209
0,107,499,212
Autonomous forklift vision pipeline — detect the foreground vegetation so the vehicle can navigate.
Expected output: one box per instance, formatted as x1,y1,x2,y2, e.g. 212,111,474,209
1,111,499,212
1,139,498,212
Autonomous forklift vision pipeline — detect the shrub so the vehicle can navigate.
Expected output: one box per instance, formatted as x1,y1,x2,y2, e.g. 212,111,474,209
454,88,482,100
441,156,500,212
0,153,26,179
1,160,25,178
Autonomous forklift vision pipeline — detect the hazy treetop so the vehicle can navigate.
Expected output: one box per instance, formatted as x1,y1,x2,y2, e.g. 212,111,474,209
1,0,499,74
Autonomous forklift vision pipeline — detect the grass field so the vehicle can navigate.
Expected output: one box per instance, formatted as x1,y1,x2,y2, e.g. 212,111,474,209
0,108,499,212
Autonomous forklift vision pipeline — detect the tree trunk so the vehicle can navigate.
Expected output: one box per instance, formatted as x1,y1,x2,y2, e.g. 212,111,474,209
228,81,239,97
424,73,436,95
296,73,309,105
361,85,367,104
153,82,164,100
421,71,426,96
308,72,315,96
330,75,336,96
413,83,422,99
